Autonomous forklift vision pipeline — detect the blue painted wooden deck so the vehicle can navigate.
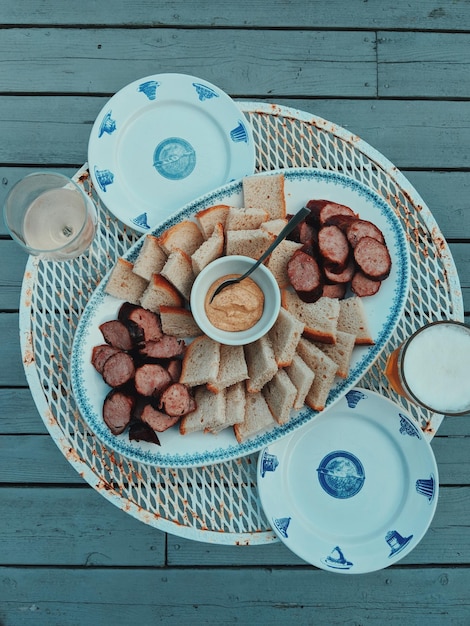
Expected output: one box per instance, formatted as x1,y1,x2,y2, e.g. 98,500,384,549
1,2,470,624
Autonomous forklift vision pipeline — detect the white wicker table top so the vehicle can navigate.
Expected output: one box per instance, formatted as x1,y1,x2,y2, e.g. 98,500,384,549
19,102,463,545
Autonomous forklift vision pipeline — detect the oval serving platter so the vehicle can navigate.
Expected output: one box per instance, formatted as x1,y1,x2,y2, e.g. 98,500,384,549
71,167,410,468
88,73,256,233
257,389,438,574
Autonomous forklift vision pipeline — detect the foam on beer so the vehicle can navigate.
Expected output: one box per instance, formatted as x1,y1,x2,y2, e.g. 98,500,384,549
403,323,470,414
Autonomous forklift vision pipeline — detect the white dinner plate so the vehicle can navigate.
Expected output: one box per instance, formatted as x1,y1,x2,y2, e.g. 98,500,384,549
70,167,410,468
88,73,255,232
257,389,438,573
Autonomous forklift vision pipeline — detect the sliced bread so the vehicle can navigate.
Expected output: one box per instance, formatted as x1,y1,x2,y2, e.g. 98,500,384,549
297,337,339,411
233,391,275,443
179,335,220,387
225,207,269,230
160,248,195,300
268,307,304,367
225,229,274,260
244,335,278,393
266,240,302,289
207,344,248,393
195,204,230,239
261,218,288,236
133,235,167,281
159,305,203,338
263,369,297,425
282,291,340,344
208,381,246,434
285,353,316,410
179,386,227,435
191,222,224,276
105,258,149,304
158,219,204,256
140,274,183,312
312,330,356,379
242,173,286,219
337,296,374,345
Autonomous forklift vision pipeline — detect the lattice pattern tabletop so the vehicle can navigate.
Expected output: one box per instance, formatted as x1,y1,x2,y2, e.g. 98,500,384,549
20,103,463,544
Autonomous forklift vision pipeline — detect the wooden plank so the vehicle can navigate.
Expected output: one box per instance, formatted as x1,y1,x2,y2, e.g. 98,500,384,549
0,486,165,566
2,97,470,170
0,313,28,386
0,28,376,97
0,242,28,310
449,244,470,313
0,389,45,434
378,32,470,97
2,0,470,30
0,566,469,625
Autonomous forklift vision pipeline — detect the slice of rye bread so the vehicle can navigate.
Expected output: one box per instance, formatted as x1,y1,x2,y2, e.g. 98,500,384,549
297,337,339,411
242,173,286,219
207,344,248,393
225,228,274,260
195,204,231,239
337,296,374,345
179,386,227,435
263,368,297,425
191,222,224,276
266,240,303,288
225,207,269,230
105,258,149,304
160,248,195,300
281,291,340,344
244,335,278,393
159,305,203,338
133,235,167,281
285,353,316,410
158,219,204,256
268,307,304,367
179,334,221,387
312,330,356,379
140,274,183,313
234,391,276,443
208,381,246,434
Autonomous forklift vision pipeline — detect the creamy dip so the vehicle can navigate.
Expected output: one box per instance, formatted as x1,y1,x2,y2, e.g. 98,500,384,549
204,274,264,332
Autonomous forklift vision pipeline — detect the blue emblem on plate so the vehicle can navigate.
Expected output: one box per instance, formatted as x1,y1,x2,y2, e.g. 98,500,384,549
192,82,219,101
153,137,196,180
345,389,367,408
272,516,291,538
399,414,421,439
260,449,279,477
322,546,353,570
230,120,249,143
416,474,436,502
385,530,413,557
94,167,114,192
98,111,117,137
138,80,161,101
317,450,365,499
131,212,150,230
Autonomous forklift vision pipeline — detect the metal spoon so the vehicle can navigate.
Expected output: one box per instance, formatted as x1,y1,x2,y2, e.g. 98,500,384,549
210,206,310,302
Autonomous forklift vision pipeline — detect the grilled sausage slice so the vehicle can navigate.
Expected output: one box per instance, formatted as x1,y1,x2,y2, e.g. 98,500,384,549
103,388,135,435
287,249,324,303
140,402,181,432
102,352,135,387
91,344,121,374
99,320,134,351
134,363,172,397
129,421,161,445
159,383,196,417
351,271,382,297
139,335,185,359
318,225,350,274
118,303,163,342
346,219,385,248
353,236,392,281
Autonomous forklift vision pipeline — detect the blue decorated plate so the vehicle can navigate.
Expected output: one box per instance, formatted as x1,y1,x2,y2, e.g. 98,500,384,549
71,168,410,468
88,73,255,233
257,389,438,573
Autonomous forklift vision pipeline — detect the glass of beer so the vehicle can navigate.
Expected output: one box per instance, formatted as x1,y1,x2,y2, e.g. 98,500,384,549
3,172,97,261
385,320,470,415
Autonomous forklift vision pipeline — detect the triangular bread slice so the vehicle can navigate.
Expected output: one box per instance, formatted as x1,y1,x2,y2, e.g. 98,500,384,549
105,258,149,304
195,204,231,239
133,235,167,281
285,353,316,410
297,338,339,411
191,222,224,276
179,335,220,387
312,330,356,379
281,291,340,344
158,219,204,256
266,240,302,288
207,344,248,393
242,173,286,219
263,369,297,425
159,306,203,338
244,335,278,393
268,307,304,367
261,218,288,236
140,274,183,312
179,387,227,435
208,381,246,434
225,207,269,230
337,296,374,345
234,392,275,443
225,229,274,260
160,248,195,300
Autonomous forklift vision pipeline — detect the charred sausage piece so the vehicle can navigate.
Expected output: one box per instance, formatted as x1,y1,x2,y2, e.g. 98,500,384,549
99,320,134,351
119,303,163,342
91,344,121,374
351,271,382,297
318,225,350,273
140,402,181,432
346,219,385,248
129,420,161,445
125,320,145,346
305,199,330,226
167,359,182,383
353,236,392,281
318,202,356,226
322,213,358,231
322,282,347,299
102,352,135,387
139,335,185,359
323,257,356,284
159,383,196,417
298,221,317,245
287,249,324,303
103,388,135,435
134,363,172,397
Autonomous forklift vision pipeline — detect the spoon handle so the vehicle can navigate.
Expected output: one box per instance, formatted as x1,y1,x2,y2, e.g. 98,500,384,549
240,206,310,280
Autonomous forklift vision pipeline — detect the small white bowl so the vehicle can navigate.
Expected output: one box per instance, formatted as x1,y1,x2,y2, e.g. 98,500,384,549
190,255,281,346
